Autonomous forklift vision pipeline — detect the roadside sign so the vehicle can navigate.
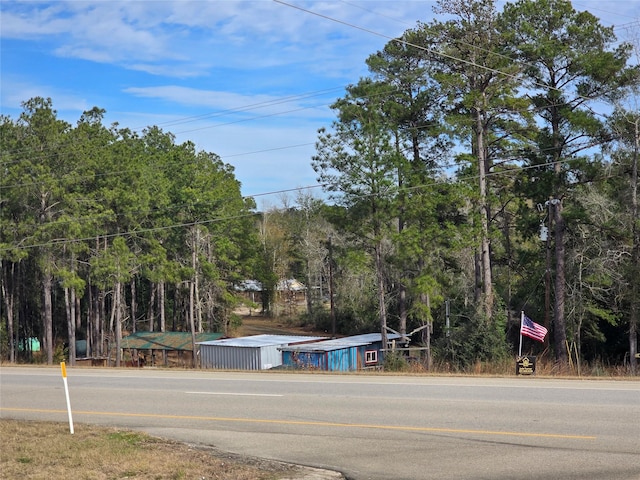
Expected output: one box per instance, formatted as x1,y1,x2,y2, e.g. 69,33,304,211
516,356,536,375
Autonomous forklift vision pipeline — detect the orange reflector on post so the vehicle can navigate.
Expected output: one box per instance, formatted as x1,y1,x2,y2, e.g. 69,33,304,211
60,361,74,434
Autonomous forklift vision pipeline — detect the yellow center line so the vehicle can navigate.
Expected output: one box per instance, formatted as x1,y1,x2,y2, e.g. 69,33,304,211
0,407,597,440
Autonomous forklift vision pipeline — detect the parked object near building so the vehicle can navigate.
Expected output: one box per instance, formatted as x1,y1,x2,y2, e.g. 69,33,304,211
280,333,401,371
198,334,326,370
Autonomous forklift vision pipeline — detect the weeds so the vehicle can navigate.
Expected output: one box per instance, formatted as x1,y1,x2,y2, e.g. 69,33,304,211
0,419,300,480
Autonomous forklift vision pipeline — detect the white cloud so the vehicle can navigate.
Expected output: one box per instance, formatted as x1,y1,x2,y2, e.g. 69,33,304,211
123,85,274,108
0,1,415,76
121,85,332,123
3,0,634,201
0,76,89,114
126,62,209,78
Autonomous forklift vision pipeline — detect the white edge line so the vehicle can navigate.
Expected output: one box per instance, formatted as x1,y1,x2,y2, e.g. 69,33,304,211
185,391,283,397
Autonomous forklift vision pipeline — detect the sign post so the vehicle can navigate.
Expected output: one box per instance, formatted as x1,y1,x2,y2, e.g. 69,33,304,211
60,361,74,434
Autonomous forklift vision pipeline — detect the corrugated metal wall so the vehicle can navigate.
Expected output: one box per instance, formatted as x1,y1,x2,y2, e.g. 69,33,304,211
200,344,283,370
326,348,356,371
283,347,358,371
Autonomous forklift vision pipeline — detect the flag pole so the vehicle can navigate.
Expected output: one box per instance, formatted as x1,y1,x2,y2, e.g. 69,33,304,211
518,311,524,357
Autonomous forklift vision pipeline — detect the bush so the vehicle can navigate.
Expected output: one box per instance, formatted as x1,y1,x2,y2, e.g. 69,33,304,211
383,350,409,372
433,308,510,371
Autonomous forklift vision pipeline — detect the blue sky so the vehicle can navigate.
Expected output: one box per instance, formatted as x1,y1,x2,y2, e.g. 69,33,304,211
1,1,639,206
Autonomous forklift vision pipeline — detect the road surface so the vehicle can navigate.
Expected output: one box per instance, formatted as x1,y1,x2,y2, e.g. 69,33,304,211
1,366,638,480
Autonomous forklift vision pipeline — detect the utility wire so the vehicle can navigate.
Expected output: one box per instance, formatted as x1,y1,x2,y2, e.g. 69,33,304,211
0,151,620,253
130,86,343,131
1,1,632,196
2,1,628,163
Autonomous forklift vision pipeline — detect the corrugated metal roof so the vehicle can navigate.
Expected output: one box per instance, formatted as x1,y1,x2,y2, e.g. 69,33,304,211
234,279,263,291
276,278,306,291
198,334,326,348
121,332,224,351
281,333,401,352
198,334,328,370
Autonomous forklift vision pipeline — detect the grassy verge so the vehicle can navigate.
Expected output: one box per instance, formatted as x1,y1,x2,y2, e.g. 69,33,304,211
0,419,299,479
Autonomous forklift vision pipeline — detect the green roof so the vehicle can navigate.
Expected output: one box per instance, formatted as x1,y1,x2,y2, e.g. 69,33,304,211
121,332,224,351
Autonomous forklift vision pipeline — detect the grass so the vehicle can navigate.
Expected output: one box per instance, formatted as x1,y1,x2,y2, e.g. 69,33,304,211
0,419,301,480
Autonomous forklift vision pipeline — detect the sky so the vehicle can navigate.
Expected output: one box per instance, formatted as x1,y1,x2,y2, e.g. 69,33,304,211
1,0,639,207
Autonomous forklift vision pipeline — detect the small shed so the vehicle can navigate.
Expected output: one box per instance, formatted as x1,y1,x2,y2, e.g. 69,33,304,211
198,334,326,370
280,333,401,371
121,331,224,367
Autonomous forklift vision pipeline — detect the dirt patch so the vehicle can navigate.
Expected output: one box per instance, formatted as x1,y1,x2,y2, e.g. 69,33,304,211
233,314,329,338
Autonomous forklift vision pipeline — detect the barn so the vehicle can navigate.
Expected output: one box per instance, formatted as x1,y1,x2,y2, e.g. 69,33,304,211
121,331,224,367
280,333,401,372
198,334,326,370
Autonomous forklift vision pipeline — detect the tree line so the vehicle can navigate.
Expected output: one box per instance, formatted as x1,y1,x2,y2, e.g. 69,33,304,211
1,99,258,366
308,0,639,373
1,0,639,373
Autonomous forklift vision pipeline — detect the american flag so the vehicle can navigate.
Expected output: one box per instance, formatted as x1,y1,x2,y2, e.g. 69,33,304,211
521,315,548,342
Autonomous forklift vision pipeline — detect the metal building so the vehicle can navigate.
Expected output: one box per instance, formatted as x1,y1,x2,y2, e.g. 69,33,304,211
280,333,401,371
198,334,326,370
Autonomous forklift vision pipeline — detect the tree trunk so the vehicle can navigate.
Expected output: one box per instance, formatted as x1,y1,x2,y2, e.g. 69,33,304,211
148,282,155,332
115,281,123,367
399,284,407,340
64,287,76,366
1,260,16,363
397,132,407,340
422,291,432,370
305,259,313,316
475,106,493,320
474,251,482,304
130,279,137,333
159,281,166,332
629,119,639,375
189,230,198,367
42,270,54,365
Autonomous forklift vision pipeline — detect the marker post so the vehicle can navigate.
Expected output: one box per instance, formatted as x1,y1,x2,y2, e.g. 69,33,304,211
60,361,74,434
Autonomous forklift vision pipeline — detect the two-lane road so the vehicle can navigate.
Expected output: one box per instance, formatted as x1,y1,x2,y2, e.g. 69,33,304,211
1,367,638,479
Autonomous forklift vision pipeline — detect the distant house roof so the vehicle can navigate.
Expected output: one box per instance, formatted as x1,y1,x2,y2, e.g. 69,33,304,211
235,279,263,292
234,279,307,292
281,333,401,352
277,278,306,291
121,332,224,351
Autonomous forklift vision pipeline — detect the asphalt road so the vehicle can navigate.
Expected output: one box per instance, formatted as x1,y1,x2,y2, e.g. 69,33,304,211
1,366,639,480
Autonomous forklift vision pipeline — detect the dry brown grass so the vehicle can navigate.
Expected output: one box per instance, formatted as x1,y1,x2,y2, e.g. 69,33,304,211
0,419,300,480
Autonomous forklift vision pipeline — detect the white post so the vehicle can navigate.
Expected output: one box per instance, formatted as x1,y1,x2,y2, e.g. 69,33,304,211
61,362,74,434
518,311,524,358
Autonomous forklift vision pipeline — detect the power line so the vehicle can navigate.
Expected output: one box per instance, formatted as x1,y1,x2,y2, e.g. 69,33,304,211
1,0,631,198
0,90,336,162
273,0,636,100
274,0,533,88
130,86,343,131
0,98,618,193
1,150,626,254
3,0,628,165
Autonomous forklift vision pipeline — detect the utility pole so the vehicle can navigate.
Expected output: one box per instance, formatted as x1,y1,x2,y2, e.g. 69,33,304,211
542,199,558,346
328,235,336,338
538,198,560,347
